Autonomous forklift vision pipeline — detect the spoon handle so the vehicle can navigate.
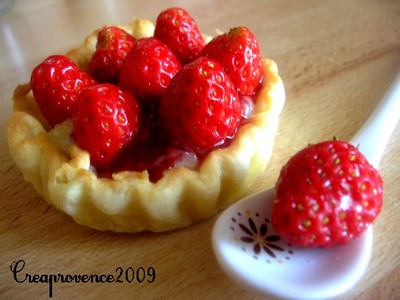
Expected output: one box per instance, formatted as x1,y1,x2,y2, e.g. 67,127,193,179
350,72,400,169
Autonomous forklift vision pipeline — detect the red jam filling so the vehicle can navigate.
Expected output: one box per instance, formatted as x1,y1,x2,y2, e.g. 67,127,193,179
96,92,257,183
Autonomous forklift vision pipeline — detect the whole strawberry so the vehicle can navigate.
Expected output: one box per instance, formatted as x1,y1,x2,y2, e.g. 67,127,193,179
73,84,141,169
31,55,96,127
271,140,383,248
159,57,242,152
154,7,205,64
201,27,263,96
88,26,136,84
119,37,181,103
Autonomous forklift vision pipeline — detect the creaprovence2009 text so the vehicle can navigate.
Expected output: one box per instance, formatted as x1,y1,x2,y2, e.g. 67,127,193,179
10,259,156,297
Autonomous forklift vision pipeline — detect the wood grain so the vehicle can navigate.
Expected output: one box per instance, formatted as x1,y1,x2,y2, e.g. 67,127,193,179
1,0,399,299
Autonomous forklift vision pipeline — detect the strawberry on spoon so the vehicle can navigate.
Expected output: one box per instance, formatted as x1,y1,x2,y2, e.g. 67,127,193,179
212,72,400,299
272,140,383,248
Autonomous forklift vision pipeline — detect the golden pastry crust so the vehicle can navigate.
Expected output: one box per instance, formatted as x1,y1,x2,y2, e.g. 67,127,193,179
7,19,285,232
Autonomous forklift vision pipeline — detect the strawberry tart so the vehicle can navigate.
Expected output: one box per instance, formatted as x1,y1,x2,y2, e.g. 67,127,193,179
8,8,285,232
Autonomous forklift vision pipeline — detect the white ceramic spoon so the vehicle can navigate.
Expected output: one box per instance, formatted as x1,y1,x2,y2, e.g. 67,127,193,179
212,73,400,300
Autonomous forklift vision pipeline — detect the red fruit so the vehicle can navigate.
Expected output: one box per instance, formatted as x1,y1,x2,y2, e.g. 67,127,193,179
154,7,205,64
159,57,242,152
88,26,136,84
30,55,96,127
201,27,263,95
271,140,383,248
72,84,141,169
119,37,181,102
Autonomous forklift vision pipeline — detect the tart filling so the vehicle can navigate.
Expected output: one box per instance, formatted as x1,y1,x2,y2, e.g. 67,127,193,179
7,18,285,232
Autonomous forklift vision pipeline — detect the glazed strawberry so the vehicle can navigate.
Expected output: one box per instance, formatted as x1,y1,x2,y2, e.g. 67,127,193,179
271,140,383,248
73,84,141,169
119,37,181,103
201,27,263,95
159,57,242,152
88,26,136,84
154,7,205,64
30,55,96,127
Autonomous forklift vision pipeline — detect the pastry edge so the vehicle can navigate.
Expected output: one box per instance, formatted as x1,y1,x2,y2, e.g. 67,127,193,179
7,19,285,232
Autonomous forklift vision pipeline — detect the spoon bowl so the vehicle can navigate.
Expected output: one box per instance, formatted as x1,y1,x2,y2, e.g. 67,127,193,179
212,72,400,299
213,188,372,299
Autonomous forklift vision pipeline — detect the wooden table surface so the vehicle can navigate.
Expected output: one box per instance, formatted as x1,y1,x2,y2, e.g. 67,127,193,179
1,0,399,299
